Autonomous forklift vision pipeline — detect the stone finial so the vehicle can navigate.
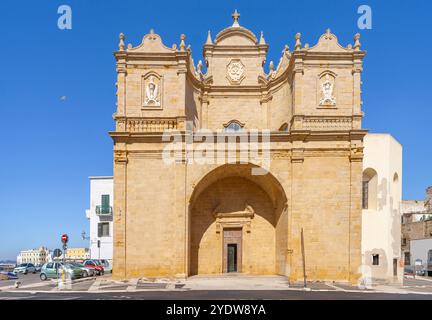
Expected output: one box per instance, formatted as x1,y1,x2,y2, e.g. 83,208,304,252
232,9,240,27
119,32,125,51
197,60,203,74
304,43,309,49
206,30,213,45
282,44,290,56
259,31,266,45
269,61,275,73
150,28,155,34
268,61,276,79
354,33,361,51
180,34,186,51
295,33,301,50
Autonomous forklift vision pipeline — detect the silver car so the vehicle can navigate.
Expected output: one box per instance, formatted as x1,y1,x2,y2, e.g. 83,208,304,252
13,263,36,274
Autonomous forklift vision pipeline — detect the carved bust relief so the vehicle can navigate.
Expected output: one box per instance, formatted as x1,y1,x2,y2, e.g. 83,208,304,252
226,59,245,84
142,73,162,108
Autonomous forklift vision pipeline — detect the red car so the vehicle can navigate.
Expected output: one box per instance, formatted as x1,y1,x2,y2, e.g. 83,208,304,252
83,260,104,275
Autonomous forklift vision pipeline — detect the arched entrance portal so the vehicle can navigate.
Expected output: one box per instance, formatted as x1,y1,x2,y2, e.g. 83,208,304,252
189,164,288,276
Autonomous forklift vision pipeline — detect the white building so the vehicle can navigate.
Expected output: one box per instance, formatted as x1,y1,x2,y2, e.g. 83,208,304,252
85,176,113,262
409,238,432,274
17,247,50,265
361,133,403,284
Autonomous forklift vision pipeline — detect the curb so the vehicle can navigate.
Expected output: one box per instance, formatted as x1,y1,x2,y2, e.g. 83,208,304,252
0,276,97,292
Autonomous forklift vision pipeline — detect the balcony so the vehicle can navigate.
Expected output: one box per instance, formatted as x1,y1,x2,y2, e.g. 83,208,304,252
96,206,112,215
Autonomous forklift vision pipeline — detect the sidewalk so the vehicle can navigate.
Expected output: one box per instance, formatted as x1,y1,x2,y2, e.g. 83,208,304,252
3,275,432,295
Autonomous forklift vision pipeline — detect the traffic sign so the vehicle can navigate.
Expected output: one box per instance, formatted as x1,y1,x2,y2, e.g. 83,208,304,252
61,234,69,244
53,248,62,258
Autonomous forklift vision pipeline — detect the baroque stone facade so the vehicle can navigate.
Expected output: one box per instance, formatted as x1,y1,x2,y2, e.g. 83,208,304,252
111,12,367,283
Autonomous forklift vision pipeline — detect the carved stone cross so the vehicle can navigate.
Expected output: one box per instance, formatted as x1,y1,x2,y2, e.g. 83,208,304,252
232,9,240,27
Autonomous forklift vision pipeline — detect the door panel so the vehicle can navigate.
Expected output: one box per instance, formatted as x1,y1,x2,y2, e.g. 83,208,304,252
227,244,237,272
223,228,242,273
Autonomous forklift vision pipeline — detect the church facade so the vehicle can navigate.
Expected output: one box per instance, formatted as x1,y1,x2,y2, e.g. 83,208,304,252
111,12,367,283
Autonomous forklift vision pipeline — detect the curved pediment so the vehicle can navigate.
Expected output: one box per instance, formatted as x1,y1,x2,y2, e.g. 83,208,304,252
214,27,258,46
309,29,350,53
127,30,175,53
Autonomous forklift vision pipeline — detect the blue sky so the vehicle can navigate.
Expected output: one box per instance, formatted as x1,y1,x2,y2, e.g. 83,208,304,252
0,0,431,260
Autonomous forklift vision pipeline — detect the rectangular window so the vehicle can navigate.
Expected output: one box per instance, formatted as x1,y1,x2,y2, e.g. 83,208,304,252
101,195,110,213
362,181,369,209
372,254,379,266
98,222,110,237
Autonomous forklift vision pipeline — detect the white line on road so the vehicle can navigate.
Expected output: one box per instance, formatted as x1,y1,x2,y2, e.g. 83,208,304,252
126,278,139,291
88,278,102,291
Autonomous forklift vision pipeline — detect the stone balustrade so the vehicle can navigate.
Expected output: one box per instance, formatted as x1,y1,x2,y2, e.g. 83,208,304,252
116,117,184,132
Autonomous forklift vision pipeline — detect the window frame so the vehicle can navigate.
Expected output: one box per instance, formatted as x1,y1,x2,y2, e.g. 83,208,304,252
98,222,110,237
372,254,380,266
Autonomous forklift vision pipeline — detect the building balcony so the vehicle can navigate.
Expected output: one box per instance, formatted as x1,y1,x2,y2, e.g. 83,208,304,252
96,206,113,215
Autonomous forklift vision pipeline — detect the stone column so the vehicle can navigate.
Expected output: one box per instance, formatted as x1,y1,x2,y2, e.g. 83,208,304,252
349,148,363,284
113,149,128,279
287,148,304,283
174,158,188,279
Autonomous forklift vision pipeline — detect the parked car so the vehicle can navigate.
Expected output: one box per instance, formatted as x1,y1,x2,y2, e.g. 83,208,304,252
60,263,85,279
96,259,112,273
13,263,36,274
0,267,18,280
69,262,95,277
40,262,84,281
83,260,104,275
404,265,426,276
35,264,42,272
404,266,414,276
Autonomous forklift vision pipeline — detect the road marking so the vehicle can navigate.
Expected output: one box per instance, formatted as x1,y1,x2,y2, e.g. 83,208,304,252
325,283,346,291
126,278,139,291
59,296,79,300
88,278,102,291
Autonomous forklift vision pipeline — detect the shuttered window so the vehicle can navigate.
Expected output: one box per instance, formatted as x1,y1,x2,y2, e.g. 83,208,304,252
101,195,110,212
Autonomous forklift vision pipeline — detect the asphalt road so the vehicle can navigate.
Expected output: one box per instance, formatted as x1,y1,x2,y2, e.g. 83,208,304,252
1,290,432,300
